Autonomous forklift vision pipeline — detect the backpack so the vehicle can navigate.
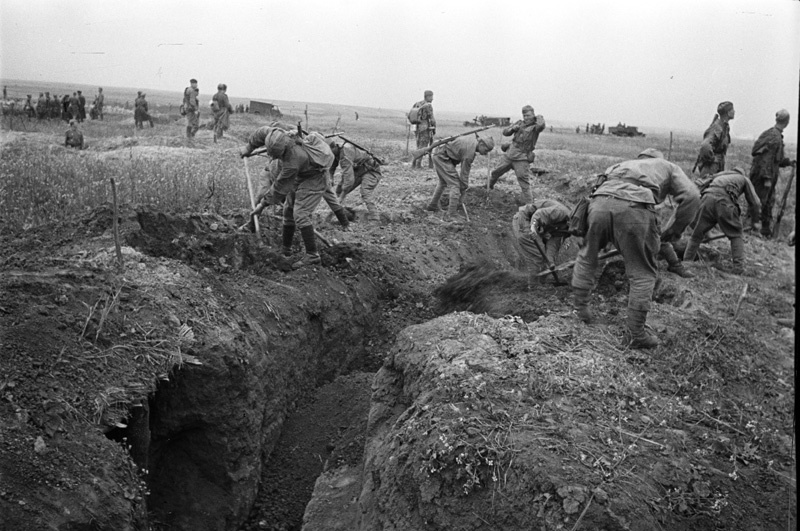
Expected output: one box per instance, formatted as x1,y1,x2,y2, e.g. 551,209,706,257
179,103,187,116
407,105,422,125
302,132,335,169
568,174,608,237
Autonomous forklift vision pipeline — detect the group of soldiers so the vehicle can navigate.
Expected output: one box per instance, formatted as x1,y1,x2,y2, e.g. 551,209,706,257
181,79,234,141
239,91,793,351
18,88,104,123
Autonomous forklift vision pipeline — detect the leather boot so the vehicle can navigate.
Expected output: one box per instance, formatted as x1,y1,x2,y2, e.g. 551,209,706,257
292,226,321,269
488,171,499,190
730,237,745,274
333,209,351,230
627,309,660,349
572,287,593,323
282,224,295,252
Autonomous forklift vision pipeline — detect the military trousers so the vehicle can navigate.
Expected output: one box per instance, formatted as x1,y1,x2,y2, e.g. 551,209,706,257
571,195,659,312
491,155,533,202
430,153,468,215
283,172,327,229
338,169,382,220
686,192,744,263
511,214,563,279
750,175,777,229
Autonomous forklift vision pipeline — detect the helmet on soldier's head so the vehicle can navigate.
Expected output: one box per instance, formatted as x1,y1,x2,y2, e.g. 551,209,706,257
478,135,495,151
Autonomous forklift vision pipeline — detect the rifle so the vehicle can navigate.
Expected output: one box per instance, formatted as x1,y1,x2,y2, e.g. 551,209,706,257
330,133,385,165
772,163,796,238
410,125,495,161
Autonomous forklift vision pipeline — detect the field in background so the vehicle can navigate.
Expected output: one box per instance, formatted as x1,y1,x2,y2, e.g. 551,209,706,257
1,79,796,236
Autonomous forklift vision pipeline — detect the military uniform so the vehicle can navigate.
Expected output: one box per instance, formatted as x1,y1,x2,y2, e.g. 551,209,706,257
512,199,570,283
571,154,699,349
683,169,761,274
490,114,546,203
426,135,484,217
332,142,382,222
36,94,46,120
65,128,84,149
96,90,104,120
183,84,200,137
412,97,435,169
748,126,792,236
77,92,86,122
212,89,233,142
134,94,153,129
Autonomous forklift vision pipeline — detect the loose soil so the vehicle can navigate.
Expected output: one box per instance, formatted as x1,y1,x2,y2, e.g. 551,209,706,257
0,117,795,531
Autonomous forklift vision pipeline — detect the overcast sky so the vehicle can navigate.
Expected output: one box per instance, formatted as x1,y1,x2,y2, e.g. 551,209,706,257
1,0,798,142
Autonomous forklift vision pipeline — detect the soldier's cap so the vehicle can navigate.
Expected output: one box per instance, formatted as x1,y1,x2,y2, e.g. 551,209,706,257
717,101,734,116
477,135,495,151
190,78,198,83
77,90,81,94
69,119,77,125
776,109,790,123
424,90,433,97
218,83,225,90
637,148,664,159
522,105,535,114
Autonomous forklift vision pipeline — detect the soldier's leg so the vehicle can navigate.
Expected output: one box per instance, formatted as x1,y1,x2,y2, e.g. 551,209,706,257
321,173,350,229
511,160,534,203
413,131,428,169
489,154,513,188
660,241,694,277
612,203,660,348
292,180,326,268
432,155,461,217
572,198,613,323
683,199,718,261
282,193,297,256
714,199,746,271
759,180,776,236
360,171,382,221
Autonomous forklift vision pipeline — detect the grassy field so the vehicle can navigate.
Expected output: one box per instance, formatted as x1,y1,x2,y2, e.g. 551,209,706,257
1,79,796,236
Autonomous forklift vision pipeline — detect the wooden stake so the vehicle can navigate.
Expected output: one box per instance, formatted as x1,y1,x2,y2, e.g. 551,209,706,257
668,131,673,161
110,178,124,271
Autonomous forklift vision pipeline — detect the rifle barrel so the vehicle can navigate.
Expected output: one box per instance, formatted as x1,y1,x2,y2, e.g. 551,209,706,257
410,124,495,161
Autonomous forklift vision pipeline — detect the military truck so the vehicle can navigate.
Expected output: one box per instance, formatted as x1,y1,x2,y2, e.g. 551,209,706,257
463,115,511,127
608,123,645,137
249,100,282,119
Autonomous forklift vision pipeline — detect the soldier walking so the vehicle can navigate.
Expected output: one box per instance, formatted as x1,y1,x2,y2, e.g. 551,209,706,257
748,109,796,237
410,90,436,170
571,149,700,349
489,105,546,204
683,168,761,275
426,134,494,221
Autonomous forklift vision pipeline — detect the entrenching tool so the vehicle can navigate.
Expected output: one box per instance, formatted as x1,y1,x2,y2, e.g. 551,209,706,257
772,163,795,239
530,236,564,284
243,158,262,240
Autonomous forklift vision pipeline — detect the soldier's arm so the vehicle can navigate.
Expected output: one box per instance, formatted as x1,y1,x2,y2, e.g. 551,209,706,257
533,115,546,132
742,177,761,219
698,129,719,162
531,205,570,231
502,121,521,136
459,152,474,181
662,167,700,239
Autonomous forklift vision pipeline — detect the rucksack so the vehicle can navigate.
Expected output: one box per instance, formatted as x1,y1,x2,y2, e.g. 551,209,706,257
302,132,335,169
407,105,422,125
179,103,186,116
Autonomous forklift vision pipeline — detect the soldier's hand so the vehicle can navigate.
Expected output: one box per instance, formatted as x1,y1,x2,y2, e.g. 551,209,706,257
239,146,250,158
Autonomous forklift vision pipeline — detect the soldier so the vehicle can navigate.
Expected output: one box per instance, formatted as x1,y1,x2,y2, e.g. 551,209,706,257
61,94,70,121
683,168,761,275
64,120,85,149
36,92,46,120
748,109,796,237
23,95,35,118
695,101,734,181
211,83,234,142
44,92,52,119
571,148,700,349
425,134,494,221
240,126,335,268
488,105,546,204
77,91,86,122
411,90,436,170
327,138,385,223
68,92,80,121
96,87,104,120
512,198,571,285
135,92,153,128
183,79,200,138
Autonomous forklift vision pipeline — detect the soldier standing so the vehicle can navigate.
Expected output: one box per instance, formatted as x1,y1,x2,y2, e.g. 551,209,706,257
411,90,436,170
512,198,571,285
77,91,86,122
36,92,46,120
425,134,494,221
183,79,200,138
571,149,700,349
68,92,80,121
23,95,35,118
211,83,234,142
683,168,761,275
96,88,104,120
489,105,546,204
695,101,734,180
748,109,796,237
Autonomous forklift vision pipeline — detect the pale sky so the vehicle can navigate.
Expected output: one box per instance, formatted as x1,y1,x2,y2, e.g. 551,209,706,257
1,0,799,142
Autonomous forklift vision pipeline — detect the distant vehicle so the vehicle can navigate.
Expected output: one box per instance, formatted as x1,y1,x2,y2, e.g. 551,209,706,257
249,100,282,119
463,115,511,127
608,123,645,137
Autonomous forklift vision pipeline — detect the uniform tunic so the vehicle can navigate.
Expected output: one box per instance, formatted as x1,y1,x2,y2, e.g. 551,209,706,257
697,119,730,176
428,136,479,215
748,126,792,229
512,199,570,278
332,143,382,220
490,116,546,201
